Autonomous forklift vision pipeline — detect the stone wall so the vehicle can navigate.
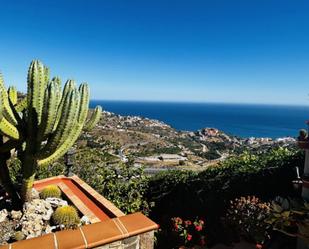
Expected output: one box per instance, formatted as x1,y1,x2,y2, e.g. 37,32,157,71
94,231,154,249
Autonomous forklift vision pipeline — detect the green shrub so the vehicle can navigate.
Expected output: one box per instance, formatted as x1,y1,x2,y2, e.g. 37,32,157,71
147,148,303,245
36,162,66,180
7,157,22,185
40,185,61,199
52,205,80,229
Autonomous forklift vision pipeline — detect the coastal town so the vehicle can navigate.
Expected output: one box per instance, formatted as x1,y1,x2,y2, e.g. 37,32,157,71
79,110,297,172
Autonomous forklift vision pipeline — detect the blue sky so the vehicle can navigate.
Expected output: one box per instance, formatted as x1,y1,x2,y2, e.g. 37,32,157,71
0,0,308,105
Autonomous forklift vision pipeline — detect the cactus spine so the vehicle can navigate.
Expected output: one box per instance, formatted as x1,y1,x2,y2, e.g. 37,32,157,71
0,60,102,205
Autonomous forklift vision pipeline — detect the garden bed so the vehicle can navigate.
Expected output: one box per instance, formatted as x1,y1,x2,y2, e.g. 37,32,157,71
0,175,158,249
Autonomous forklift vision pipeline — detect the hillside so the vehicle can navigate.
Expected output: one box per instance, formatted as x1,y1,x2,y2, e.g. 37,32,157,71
75,111,297,171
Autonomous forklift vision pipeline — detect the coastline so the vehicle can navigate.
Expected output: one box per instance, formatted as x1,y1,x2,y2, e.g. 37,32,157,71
90,100,307,138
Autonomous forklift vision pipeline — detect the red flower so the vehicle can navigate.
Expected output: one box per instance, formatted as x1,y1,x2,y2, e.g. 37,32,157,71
199,219,205,225
195,225,203,231
187,234,192,241
184,220,192,226
256,244,263,249
174,217,183,224
174,224,179,231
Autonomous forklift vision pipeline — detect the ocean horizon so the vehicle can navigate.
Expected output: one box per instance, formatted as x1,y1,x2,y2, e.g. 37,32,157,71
90,100,309,138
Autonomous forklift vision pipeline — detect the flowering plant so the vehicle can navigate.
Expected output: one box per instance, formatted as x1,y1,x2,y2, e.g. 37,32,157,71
171,216,207,248
225,196,271,244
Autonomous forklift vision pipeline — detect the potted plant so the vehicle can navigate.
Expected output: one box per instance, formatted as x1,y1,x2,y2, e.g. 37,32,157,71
297,128,309,149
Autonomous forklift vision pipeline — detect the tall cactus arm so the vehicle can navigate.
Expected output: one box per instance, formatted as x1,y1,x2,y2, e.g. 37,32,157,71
83,106,102,131
48,89,80,151
38,123,83,167
8,98,24,133
0,89,17,126
56,89,80,147
50,77,62,101
15,97,27,113
51,76,61,87
0,118,20,140
37,81,61,141
0,90,3,121
44,66,50,86
52,79,75,131
77,84,89,123
0,78,17,126
0,88,18,139
27,60,49,126
39,87,78,156
8,86,17,105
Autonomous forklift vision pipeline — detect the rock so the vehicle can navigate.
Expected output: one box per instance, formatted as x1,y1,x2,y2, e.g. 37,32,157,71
0,209,8,223
42,208,53,221
44,225,56,234
0,220,16,245
45,197,68,208
80,215,91,225
23,199,52,215
31,189,40,199
21,199,54,238
11,210,22,220
21,216,44,239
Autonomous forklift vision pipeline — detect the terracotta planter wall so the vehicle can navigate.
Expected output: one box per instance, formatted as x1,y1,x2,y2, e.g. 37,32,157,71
0,175,158,249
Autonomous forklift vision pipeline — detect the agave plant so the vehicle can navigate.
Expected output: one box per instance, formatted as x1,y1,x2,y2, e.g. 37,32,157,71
0,60,102,206
265,197,309,245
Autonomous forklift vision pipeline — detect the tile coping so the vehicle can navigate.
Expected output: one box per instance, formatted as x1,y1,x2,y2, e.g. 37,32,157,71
0,212,158,249
0,175,158,249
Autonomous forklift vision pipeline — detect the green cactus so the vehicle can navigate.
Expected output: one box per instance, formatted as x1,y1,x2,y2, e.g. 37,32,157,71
52,205,80,229
39,184,62,199
0,60,102,205
12,231,25,241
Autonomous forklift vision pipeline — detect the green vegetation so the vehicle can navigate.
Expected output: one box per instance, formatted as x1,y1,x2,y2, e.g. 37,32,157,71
19,145,303,247
132,146,182,157
39,185,61,199
52,205,80,229
33,147,302,223
197,150,221,160
74,155,151,214
148,148,303,247
0,60,101,205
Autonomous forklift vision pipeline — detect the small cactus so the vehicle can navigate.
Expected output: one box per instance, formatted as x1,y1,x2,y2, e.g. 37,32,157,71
52,205,80,229
13,231,25,241
39,185,61,199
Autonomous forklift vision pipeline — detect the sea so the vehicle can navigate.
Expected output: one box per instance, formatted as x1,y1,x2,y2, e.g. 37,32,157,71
89,100,309,139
